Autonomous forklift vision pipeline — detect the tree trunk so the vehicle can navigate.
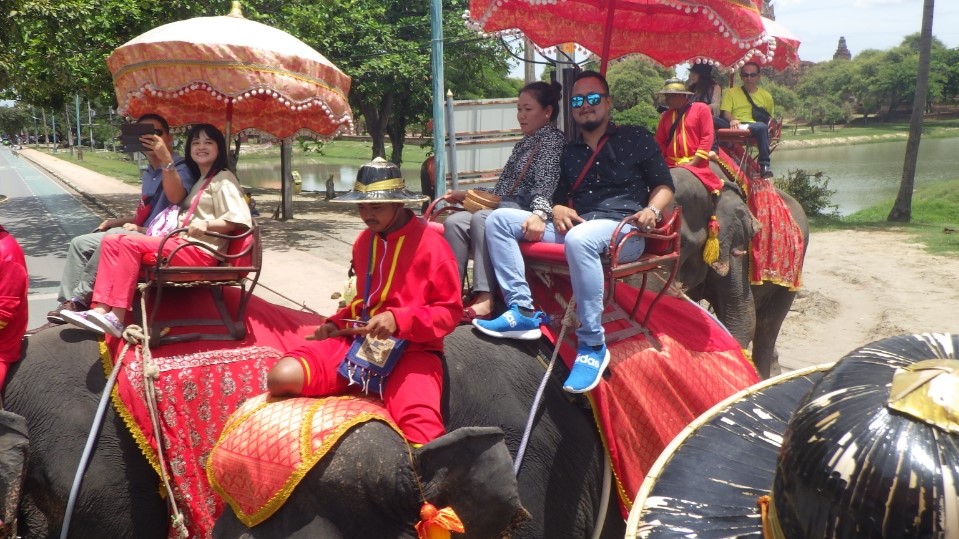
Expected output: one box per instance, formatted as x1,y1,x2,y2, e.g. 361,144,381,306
888,0,934,222
356,91,392,160
387,113,407,166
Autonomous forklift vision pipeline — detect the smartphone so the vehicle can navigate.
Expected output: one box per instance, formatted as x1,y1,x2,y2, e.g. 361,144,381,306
119,123,159,153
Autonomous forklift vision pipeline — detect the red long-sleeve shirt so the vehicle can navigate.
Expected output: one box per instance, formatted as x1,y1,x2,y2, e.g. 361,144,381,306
306,212,462,354
0,226,28,378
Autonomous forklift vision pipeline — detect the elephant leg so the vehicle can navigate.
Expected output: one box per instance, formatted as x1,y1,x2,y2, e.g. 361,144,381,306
752,284,797,378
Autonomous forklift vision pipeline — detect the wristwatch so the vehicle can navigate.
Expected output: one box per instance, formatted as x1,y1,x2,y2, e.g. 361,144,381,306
163,161,176,172
532,209,548,222
647,206,662,221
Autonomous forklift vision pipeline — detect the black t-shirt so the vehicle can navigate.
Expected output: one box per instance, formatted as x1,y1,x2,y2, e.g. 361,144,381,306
554,123,674,221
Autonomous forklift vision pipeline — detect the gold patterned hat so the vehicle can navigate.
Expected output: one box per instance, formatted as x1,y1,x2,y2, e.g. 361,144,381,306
332,157,428,204
655,78,693,95
628,333,959,539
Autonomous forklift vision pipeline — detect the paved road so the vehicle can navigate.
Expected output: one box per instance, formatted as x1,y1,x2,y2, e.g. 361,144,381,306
0,146,102,329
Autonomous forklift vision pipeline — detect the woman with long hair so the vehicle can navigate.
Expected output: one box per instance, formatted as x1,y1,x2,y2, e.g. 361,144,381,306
687,63,723,118
63,124,253,336
443,80,566,323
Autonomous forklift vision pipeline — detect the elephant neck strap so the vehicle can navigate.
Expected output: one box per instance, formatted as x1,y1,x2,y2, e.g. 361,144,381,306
567,135,609,207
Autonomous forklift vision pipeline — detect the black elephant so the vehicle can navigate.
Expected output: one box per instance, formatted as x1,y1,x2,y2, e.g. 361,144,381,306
5,325,621,538
670,165,809,378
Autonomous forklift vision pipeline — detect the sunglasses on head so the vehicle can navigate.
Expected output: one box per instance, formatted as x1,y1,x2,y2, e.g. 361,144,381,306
570,92,608,108
741,72,760,78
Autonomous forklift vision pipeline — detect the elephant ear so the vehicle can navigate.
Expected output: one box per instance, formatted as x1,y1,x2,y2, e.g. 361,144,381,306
0,411,28,534
415,426,529,538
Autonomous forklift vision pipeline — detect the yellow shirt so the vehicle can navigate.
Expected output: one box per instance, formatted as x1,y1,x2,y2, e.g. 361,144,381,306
720,86,775,123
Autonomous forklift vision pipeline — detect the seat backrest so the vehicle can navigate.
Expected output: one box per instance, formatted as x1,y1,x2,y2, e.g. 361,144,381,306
225,225,260,270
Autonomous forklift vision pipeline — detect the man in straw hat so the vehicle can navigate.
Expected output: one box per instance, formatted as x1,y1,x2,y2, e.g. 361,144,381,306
629,332,959,538
266,158,462,445
654,77,727,265
474,70,674,394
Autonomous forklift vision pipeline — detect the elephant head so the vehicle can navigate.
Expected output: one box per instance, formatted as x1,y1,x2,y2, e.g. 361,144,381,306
707,183,760,278
214,424,528,538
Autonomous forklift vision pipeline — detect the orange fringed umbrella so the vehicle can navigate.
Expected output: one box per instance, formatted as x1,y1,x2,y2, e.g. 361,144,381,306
466,0,769,73
106,2,352,140
692,16,801,73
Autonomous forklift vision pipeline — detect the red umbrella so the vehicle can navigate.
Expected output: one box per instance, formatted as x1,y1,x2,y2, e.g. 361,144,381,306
744,16,801,71
467,0,768,73
106,3,352,140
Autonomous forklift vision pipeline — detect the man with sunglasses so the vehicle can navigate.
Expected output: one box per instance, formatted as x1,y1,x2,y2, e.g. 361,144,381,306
720,62,776,178
476,70,674,393
45,114,196,325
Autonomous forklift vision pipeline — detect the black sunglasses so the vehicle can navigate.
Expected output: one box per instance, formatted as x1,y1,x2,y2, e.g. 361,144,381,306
741,72,760,78
570,92,608,108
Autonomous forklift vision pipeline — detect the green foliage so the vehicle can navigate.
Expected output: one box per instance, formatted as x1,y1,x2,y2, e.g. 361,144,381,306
605,57,673,112
775,169,839,217
763,81,798,120
0,105,31,138
612,103,659,131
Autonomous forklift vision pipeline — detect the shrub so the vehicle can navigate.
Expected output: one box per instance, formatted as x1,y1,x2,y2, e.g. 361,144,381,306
775,169,839,217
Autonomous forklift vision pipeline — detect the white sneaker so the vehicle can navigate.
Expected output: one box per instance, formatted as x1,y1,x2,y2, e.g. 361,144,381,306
60,310,105,335
87,311,125,338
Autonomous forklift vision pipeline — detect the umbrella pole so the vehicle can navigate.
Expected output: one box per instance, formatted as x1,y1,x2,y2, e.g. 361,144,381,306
599,4,616,74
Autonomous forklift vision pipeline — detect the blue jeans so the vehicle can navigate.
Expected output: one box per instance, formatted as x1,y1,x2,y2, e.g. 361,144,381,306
485,208,645,346
745,122,771,167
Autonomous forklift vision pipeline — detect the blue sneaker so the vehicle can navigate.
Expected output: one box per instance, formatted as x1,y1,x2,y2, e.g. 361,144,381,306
563,343,611,393
473,304,545,340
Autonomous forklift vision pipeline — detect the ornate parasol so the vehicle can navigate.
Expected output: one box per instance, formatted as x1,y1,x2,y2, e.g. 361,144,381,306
106,2,352,140
728,16,802,71
466,0,769,73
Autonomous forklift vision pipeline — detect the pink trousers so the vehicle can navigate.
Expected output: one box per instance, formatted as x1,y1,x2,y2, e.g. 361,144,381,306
93,234,217,310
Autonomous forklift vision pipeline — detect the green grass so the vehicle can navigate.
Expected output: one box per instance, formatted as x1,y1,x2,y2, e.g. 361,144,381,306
779,118,959,146
34,148,144,185
810,178,959,256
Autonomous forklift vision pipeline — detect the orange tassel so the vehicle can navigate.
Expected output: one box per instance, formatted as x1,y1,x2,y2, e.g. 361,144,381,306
416,503,465,539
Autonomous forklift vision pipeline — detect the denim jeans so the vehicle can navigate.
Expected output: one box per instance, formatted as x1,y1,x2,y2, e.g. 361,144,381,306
745,122,771,167
485,208,645,346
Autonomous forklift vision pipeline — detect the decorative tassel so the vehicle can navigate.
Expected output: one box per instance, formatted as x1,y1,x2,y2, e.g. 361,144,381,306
703,215,720,265
416,503,465,539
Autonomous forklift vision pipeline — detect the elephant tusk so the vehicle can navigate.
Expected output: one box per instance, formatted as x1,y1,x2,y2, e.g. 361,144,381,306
732,248,747,257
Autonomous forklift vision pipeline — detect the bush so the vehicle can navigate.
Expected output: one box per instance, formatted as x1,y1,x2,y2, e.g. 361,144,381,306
775,169,839,217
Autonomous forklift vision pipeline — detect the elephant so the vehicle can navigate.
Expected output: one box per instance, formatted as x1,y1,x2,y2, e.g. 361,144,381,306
4,324,621,538
669,165,809,378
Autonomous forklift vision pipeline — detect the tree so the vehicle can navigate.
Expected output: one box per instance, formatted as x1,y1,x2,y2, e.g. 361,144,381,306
0,105,31,139
888,0,934,223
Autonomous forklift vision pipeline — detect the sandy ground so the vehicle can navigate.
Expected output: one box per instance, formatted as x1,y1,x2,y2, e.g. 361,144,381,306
777,228,959,372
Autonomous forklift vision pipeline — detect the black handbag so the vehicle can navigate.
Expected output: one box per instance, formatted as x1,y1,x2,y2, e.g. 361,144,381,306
741,86,772,124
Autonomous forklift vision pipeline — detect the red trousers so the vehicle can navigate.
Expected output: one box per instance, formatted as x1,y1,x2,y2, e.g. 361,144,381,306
291,338,445,444
93,234,217,310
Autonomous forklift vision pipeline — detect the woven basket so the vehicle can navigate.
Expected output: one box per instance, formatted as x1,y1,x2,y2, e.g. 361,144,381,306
463,189,501,213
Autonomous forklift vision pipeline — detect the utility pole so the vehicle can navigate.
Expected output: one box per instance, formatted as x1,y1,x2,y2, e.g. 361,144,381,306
430,0,447,197
51,111,57,154
75,95,83,160
524,38,535,84
87,99,95,149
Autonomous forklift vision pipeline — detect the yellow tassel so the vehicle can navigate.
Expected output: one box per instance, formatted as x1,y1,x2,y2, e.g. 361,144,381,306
703,215,720,265
416,503,465,539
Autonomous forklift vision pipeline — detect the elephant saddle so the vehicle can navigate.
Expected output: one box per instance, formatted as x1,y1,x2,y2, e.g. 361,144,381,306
208,393,400,527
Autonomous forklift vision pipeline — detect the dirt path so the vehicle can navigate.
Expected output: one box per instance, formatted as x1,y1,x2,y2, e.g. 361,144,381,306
777,228,959,371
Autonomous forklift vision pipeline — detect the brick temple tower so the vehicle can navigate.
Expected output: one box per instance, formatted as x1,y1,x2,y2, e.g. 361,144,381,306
833,37,852,60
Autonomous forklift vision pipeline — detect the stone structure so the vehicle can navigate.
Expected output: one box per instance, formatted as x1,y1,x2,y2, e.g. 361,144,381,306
833,37,852,61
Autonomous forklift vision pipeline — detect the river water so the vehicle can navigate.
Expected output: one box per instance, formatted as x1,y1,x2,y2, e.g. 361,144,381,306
237,137,959,216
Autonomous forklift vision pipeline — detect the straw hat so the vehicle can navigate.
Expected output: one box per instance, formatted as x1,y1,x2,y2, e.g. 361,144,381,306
655,78,693,96
628,333,959,539
332,157,428,204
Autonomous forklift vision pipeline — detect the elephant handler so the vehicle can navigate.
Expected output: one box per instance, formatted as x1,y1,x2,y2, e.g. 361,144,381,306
267,158,462,446
654,78,723,194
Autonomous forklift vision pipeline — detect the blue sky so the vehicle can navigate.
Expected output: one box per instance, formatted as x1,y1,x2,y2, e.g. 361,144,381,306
773,0,959,63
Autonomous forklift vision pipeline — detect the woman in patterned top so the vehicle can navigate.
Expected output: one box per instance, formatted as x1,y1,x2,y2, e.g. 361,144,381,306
443,80,566,324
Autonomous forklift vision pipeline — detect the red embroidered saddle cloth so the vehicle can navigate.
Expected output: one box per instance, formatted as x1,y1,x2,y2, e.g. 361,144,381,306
527,271,760,517
103,288,324,539
208,393,398,527
716,148,805,289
